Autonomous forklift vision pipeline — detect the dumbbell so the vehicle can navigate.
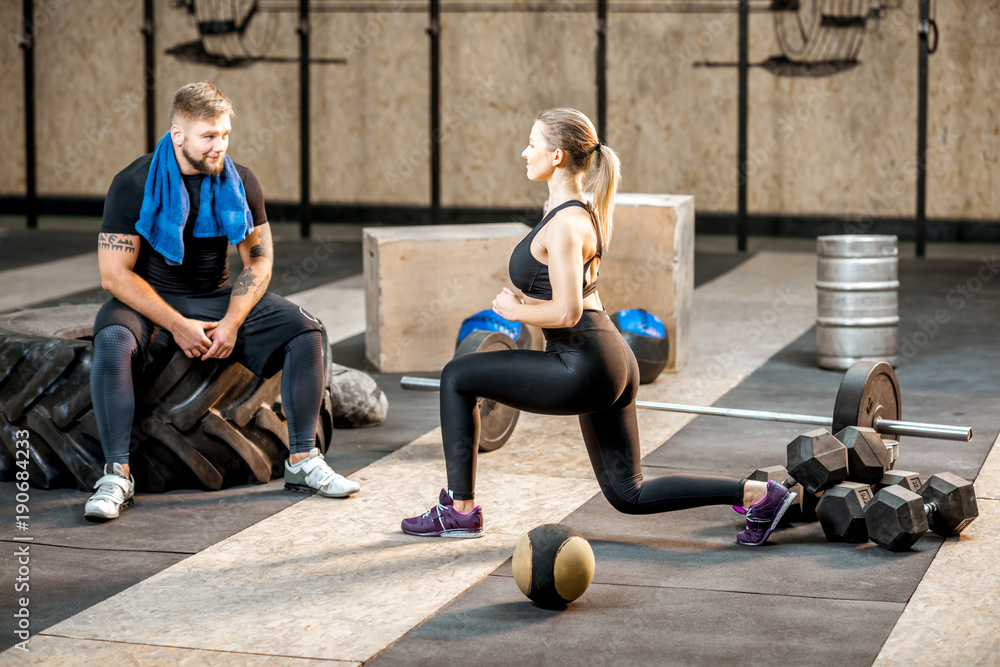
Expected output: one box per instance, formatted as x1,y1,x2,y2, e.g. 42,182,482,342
837,426,890,485
864,472,980,551
803,427,919,543
746,428,850,524
814,470,928,543
815,482,875,542
875,470,923,493
786,428,849,494
767,427,878,530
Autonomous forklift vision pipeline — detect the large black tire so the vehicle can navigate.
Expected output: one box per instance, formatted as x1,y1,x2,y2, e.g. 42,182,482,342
0,304,335,492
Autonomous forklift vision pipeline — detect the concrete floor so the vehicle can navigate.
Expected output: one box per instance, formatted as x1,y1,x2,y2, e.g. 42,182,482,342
0,216,997,665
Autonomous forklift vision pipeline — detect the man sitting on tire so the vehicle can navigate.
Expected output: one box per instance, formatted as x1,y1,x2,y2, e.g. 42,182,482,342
85,81,360,521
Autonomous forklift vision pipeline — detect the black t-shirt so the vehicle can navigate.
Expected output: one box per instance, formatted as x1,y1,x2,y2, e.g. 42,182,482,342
101,153,268,296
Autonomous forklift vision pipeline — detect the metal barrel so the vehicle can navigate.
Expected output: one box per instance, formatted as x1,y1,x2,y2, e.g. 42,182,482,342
816,235,899,370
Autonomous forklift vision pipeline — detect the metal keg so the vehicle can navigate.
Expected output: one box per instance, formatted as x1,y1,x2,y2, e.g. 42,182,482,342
816,235,899,370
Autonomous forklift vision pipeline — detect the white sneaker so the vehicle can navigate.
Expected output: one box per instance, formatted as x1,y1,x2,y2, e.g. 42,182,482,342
284,448,360,498
84,463,134,522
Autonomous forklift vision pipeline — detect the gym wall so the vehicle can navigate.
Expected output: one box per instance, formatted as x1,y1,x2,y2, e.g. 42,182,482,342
2,1,997,224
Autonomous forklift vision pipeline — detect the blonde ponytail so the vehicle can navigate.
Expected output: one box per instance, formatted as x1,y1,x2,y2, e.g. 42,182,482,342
536,108,620,250
590,143,620,250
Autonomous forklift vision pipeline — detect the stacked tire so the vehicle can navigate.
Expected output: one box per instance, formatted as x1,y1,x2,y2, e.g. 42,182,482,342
0,304,337,492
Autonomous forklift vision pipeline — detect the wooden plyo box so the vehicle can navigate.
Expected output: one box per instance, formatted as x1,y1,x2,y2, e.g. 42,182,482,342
598,193,694,372
364,223,531,373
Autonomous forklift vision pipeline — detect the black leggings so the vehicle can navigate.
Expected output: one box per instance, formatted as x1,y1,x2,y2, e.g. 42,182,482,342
440,310,746,513
91,326,325,463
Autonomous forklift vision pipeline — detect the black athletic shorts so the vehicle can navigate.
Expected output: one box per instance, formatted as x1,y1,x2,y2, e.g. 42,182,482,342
93,289,323,378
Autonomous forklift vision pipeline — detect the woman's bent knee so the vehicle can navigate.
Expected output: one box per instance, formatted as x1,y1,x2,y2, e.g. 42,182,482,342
598,478,644,515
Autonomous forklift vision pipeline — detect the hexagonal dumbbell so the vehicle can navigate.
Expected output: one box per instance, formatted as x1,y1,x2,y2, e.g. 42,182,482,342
786,429,849,495
883,440,899,470
875,470,923,493
815,482,875,543
864,472,979,552
834,426,889,485
920,472,979,537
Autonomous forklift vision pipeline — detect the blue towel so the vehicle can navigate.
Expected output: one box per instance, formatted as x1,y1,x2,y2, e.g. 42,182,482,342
136,132,254,266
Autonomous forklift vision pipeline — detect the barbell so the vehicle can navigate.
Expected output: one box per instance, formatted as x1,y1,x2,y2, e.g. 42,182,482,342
400,332,972,452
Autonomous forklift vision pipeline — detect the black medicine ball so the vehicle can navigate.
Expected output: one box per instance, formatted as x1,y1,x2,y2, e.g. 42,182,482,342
611,309,670,384
512,524,595,609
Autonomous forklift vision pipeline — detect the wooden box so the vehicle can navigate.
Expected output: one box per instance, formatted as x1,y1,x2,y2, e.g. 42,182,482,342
363,223,531,373
599,193,694,372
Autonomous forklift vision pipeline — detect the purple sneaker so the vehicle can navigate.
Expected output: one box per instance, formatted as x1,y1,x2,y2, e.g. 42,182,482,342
401,489,483,538
737,480,797,546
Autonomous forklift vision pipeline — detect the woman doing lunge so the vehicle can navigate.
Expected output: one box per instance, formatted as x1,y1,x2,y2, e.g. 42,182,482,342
401,108,795,546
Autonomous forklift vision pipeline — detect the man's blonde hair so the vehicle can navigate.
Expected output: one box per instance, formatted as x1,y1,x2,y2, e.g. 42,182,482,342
169,81,233,126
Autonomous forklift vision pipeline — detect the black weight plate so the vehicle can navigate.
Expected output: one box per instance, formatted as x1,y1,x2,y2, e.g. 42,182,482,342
453,331,520,452
832,360,901,442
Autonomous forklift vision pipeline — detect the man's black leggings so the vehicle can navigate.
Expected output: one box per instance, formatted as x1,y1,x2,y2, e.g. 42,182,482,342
91,326,324,463
440,310,746,513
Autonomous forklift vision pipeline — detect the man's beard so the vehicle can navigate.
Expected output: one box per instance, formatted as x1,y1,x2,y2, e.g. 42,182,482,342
182,143,225,176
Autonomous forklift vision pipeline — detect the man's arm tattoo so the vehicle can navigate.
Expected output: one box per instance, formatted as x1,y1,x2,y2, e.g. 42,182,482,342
98,233,136,253
249,225,273,261
232,267,257,296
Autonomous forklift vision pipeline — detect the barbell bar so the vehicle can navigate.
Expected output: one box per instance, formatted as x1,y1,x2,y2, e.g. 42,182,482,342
398,377,972,443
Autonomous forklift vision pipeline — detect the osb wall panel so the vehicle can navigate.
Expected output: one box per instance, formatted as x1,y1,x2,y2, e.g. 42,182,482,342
154,2,301,206
8,1,999,223
743,8,918,220
310,11,429,205
0,2,26,196
34,0,145,197
608,10,736,213
926,2,1000,220
611,6,921,220
440,11,596,209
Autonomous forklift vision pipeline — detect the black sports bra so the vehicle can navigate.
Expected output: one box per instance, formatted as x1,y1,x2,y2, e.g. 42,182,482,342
508,200,602,301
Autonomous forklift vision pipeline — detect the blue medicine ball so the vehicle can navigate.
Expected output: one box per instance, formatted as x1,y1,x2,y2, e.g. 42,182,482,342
456,309,532,349
611,309,670,384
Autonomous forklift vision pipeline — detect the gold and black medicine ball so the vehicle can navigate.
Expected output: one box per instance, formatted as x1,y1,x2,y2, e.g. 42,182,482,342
512,524,595,608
